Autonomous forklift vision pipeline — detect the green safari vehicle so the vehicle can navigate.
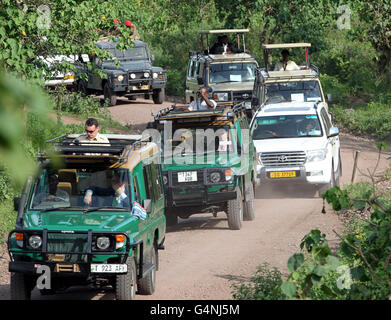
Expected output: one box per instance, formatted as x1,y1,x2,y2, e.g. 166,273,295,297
150,104,257,230
7,134,166,300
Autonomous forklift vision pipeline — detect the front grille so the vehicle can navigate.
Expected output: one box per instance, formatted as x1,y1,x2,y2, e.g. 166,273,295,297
232,90,252,102
261,151,306,167
47,233,88,263
128,72,151,80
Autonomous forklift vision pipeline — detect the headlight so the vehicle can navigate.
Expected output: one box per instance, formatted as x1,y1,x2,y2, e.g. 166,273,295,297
213,92,229,101
209,172,221,183
307,149,328,162
28,235,42,249
144,72,150,78
96,236,110,250
130,73,136,79
117,75,124,81
153,72,158,79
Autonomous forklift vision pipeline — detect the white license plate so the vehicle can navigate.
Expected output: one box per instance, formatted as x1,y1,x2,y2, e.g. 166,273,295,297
91,264,127,273
177,171,197,182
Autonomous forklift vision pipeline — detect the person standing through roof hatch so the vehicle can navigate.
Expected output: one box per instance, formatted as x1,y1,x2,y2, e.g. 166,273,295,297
77,118,109,144
274,49,300,71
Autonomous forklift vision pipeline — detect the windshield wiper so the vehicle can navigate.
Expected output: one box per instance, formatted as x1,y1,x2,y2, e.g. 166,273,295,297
40,206,73,213
82,206,127,214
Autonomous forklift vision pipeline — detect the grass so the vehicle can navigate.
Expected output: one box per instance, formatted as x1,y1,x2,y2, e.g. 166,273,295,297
0,199,16,245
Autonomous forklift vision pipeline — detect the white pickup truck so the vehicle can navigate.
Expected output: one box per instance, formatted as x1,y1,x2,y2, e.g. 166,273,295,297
250,101,341,195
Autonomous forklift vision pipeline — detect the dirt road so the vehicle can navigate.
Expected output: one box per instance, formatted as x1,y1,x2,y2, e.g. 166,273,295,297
0,97,389,300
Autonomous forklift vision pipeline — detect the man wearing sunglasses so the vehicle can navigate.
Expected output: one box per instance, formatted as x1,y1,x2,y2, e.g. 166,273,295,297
78,118,110,144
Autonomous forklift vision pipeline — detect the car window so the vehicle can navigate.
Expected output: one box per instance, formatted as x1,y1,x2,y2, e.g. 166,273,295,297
209,62,256,84
252,114,323,139
320,108,332,134
30,168,131,210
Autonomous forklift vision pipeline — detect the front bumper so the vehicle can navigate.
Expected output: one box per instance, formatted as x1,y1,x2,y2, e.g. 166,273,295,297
7,229,140,276
257,161,332,185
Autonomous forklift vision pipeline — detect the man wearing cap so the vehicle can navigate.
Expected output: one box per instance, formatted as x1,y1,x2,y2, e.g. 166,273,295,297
274,49,300,71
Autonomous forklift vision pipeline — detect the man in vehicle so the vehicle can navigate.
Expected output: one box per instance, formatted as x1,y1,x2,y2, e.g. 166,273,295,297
188,87,217,110
210,35,246,55
298,118,322,136
77,117,110,144
274,49,300,71
33,173,70,205
83,173,130,208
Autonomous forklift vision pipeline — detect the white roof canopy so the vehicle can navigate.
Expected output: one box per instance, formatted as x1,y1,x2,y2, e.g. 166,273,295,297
262,43,311,49
200,29,249,34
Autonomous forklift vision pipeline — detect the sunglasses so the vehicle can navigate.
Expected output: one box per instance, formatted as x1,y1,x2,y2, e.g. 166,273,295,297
85,129,96,134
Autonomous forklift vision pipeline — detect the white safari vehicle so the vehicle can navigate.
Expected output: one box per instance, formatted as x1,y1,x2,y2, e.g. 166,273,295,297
250,101,341,195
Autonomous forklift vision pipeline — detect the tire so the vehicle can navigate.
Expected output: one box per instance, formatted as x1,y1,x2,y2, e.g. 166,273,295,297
152,88,165,104
77,80,88,96
227,186,243,230
115,257,137,300
10,273,34,300
103,82,118,106
137,245,157,295
243,182,255,221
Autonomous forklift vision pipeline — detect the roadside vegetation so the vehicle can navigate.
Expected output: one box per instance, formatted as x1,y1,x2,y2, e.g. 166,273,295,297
1,0,391,298
232,144,391,300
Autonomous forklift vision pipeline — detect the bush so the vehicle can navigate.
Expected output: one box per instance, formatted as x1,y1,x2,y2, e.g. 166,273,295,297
231,263,283,300
331,100,391,139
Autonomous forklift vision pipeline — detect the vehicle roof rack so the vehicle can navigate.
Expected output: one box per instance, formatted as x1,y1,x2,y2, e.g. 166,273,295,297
256,65,319,83
153,103,246,122
38,134,151,163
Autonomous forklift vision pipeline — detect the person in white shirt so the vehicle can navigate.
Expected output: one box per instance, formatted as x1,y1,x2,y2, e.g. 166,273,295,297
77,118,110,144
274,49,300,71
189,87,217,111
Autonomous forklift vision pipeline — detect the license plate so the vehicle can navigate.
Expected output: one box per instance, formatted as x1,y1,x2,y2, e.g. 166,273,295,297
91,264,127,273
269,171,297,179
177,171,197,182
133,85,149,90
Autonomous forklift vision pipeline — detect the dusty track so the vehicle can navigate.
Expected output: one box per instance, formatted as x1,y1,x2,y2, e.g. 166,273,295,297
0,97,389,300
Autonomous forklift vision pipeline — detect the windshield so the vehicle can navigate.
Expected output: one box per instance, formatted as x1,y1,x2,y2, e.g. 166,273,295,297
209,62,256,84
163,125,236,157
104,46,148,60
30,168,131,211
265,81,322,104
252,114,323,139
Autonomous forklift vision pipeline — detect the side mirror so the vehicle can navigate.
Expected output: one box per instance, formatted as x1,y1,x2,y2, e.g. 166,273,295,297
14,196,21,211
197,76,204,85
151,54,155,63
143,199,152,214
328,126,339,137
326,93,333,103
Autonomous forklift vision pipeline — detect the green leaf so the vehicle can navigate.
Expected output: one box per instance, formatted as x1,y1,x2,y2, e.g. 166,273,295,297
351,266,366,280
287,253,304,272
281,281,297,298
313,265,328,277
325,255,341,271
